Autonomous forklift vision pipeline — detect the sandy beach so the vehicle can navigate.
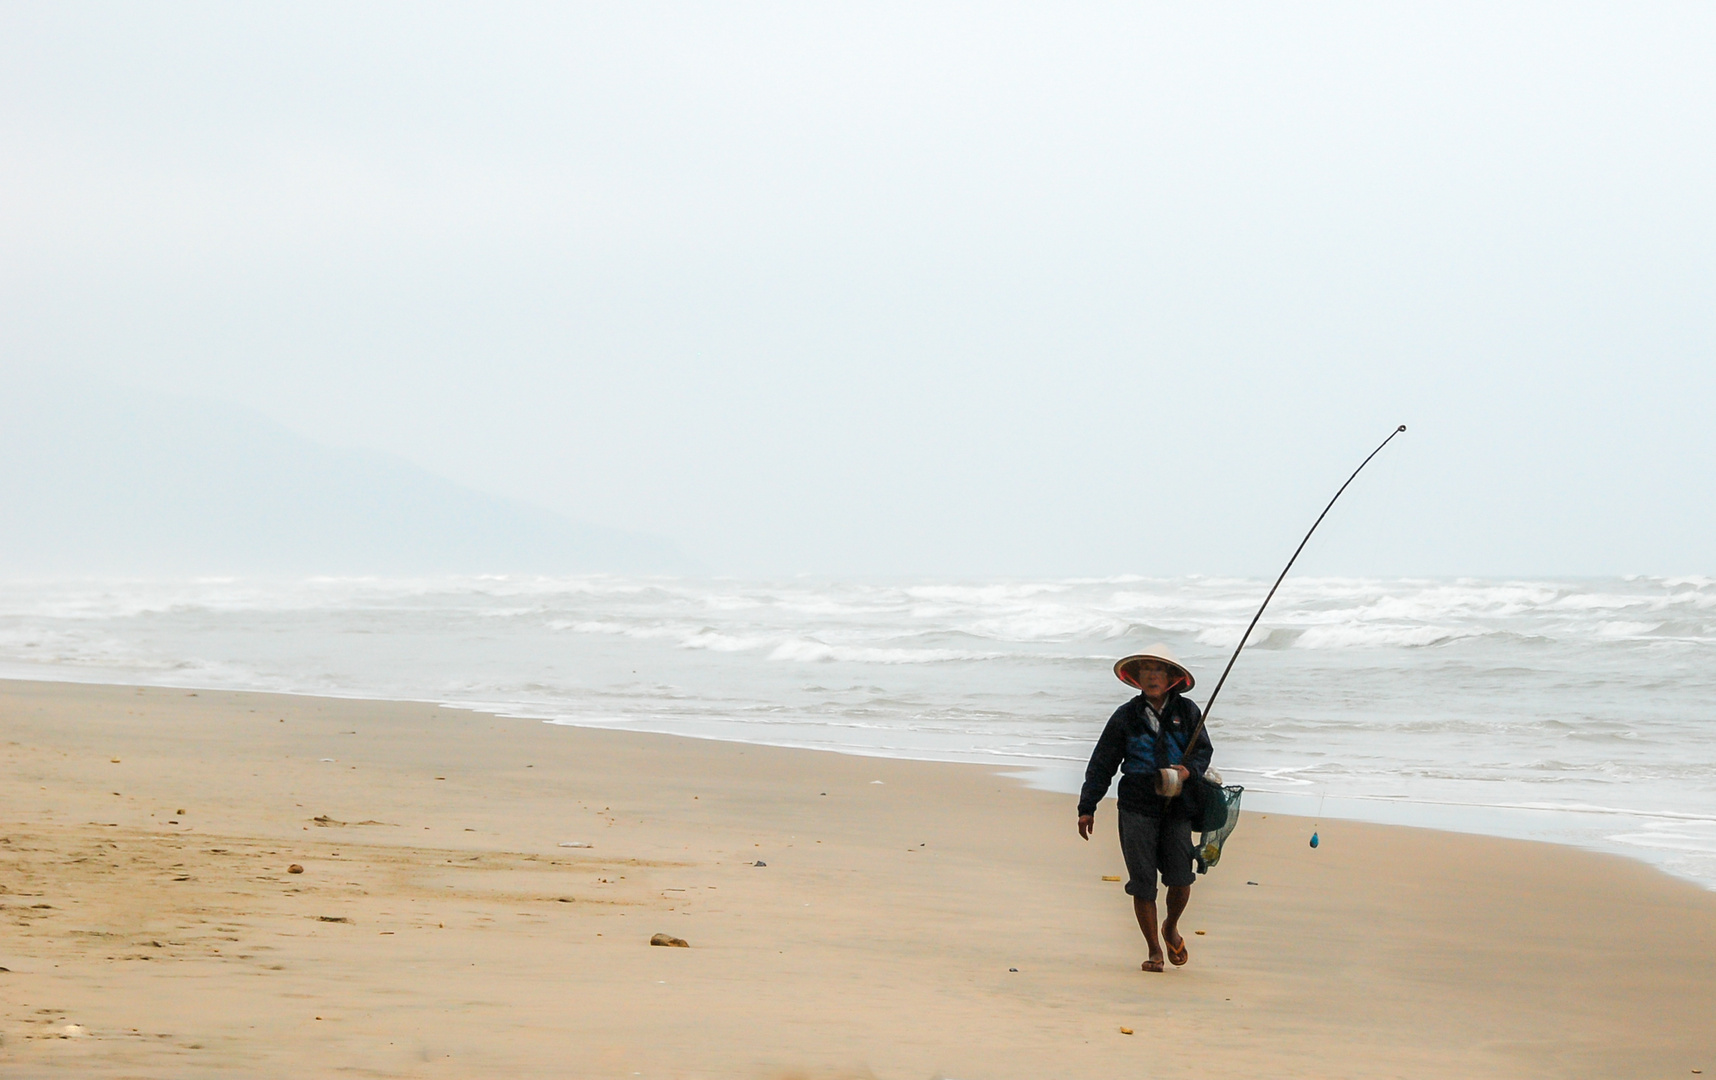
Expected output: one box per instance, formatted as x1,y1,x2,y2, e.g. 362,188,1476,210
1,678,1712,1079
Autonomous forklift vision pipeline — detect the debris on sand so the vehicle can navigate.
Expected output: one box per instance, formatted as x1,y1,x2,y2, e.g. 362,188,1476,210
649,933,689,947
288,864,305,874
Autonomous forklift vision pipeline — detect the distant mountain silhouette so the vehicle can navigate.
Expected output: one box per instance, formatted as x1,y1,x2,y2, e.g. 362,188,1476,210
0,385,697,576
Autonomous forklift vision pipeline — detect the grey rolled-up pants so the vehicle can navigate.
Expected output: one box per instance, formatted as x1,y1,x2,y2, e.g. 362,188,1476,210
1117,808,1195,901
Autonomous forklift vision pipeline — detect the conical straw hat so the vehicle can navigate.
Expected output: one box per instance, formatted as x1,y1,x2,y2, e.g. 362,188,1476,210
1113,644,1195,692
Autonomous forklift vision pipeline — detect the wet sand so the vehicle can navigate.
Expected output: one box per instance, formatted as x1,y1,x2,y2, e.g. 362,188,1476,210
1,678,1712,1078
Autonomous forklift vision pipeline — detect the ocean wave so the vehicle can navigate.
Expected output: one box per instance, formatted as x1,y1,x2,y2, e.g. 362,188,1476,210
1191,622,1478,649
1298,623,1474,649
902,582,1069,604
1594,620,1663,638
955,611,1134,643
765,640,1002,664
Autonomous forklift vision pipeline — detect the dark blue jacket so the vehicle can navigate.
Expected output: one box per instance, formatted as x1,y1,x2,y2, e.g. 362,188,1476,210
1077,691,1213,818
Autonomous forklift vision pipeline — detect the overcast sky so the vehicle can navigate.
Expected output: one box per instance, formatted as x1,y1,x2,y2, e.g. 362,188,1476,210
3,2,1712,577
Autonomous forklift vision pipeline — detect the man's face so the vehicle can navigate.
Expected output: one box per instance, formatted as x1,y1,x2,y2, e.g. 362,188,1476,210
1135,661,1176,698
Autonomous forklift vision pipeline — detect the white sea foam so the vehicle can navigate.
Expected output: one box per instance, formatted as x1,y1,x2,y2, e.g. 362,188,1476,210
1593,620,1661,639
765,640,1000,664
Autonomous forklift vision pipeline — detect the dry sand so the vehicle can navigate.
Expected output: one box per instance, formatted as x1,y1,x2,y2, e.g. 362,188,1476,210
1,678,1712,1079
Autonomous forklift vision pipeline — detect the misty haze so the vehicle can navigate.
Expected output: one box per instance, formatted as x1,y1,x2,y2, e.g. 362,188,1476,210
2,5,1713,1077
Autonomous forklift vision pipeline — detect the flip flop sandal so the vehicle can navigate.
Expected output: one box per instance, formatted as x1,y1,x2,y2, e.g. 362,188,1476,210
1141,959,1165,973
1166,936,1189,966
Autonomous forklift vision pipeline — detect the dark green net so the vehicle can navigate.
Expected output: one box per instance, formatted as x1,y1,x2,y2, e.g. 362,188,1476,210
1194,785,1244,874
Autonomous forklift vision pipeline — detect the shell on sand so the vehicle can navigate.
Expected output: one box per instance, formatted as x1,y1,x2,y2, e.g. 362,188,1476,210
649,933,689,948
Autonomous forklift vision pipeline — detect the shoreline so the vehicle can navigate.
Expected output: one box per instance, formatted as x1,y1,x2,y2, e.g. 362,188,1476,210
562,721,1716,893
11,668,1711,891
3,677,1714,1077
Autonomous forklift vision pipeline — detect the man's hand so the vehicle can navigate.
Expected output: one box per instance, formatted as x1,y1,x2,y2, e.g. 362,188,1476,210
1173,765,1190,780
1078,814,1094,840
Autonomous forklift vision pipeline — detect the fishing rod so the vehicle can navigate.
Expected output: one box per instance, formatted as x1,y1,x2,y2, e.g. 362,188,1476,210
1180,424,1407,756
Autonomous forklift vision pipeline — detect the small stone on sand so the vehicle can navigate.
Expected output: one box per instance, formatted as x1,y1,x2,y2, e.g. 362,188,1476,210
1119,1027,1133,1035
288,864,304,874
753,860,766,867
649,933,689,947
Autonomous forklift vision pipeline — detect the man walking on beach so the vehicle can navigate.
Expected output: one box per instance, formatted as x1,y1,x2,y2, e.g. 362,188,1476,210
1078,645,1212,973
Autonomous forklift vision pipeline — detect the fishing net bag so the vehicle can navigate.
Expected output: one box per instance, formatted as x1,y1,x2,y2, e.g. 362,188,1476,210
1193,782,1244,874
